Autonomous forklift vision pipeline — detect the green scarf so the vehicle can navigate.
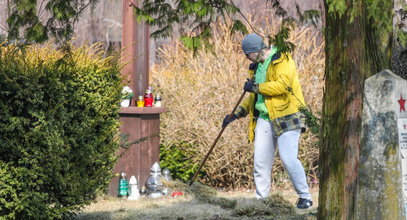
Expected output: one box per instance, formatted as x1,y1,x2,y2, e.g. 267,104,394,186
254,46,277,121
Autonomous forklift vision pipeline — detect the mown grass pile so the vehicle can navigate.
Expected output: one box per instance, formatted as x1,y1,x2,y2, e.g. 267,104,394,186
163,180,238,209
152,17,324,189
234,194,295,218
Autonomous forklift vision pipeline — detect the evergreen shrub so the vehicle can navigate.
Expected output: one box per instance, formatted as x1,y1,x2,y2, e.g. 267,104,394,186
0,44,122,219
159,142,205,182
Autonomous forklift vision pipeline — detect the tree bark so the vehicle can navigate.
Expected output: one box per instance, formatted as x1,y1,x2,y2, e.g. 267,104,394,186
318,1,393,219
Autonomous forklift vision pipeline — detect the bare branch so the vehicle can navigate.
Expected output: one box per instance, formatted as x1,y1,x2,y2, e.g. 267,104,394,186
37,0,48,20
229,0,262,36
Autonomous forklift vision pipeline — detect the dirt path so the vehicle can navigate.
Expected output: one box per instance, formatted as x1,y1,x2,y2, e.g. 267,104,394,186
76,187,318,220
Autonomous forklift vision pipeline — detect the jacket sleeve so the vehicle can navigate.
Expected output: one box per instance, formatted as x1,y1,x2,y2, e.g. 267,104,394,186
237,93,255,117
235,63,257,117
257,55,296,96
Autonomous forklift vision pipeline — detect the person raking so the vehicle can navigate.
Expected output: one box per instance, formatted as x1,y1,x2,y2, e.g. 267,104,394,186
222,33,312,209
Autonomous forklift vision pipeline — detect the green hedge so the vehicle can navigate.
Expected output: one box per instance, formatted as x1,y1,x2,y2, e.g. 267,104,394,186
0,44,122,219
159,142,205,183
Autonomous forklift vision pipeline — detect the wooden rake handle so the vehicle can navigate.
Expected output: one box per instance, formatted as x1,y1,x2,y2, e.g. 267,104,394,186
188,91,247,186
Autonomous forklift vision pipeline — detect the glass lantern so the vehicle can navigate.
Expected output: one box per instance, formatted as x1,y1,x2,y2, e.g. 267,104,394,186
145,162,164,198
162,168,172,181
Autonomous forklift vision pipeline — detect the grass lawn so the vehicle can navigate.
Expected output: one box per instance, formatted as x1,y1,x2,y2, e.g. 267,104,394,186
75,186,318,220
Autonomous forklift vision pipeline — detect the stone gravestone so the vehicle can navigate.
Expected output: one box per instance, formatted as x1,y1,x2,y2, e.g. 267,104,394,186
355,69,407,220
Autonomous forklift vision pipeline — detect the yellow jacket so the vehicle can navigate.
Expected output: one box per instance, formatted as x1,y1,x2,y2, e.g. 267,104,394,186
239,53,306,141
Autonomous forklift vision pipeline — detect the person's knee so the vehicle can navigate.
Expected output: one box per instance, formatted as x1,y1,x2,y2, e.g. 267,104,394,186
281,157,300,171
280,153,296,164
254,160,271,171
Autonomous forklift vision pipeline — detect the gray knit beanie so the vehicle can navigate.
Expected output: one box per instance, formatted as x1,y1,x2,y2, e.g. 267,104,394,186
241,33,266,54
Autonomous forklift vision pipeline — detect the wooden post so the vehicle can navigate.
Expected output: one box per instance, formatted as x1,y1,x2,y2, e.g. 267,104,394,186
108,107,167,196
121,0,150,103
108,0,166,197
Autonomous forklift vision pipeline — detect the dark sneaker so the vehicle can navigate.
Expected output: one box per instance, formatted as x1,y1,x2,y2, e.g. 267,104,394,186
296,198,313,209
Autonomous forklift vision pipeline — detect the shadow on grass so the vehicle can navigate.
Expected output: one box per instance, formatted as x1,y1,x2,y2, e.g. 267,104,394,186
76,211,114,220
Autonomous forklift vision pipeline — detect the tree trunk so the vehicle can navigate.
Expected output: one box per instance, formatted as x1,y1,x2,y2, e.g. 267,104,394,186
318,1,393,219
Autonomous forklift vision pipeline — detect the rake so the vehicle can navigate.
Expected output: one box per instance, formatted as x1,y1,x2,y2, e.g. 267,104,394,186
188,90,247,186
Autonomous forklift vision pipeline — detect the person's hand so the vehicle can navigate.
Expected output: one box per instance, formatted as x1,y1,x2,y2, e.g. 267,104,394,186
244,79,259,93
222,114,238,127
249,63,258,70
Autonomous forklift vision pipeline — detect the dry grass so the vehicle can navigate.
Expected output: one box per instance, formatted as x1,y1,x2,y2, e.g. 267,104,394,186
150,16,324,189
76,187,319,220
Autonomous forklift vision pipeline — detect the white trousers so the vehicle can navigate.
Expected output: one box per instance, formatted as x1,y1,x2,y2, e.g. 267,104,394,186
253,118,311,200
